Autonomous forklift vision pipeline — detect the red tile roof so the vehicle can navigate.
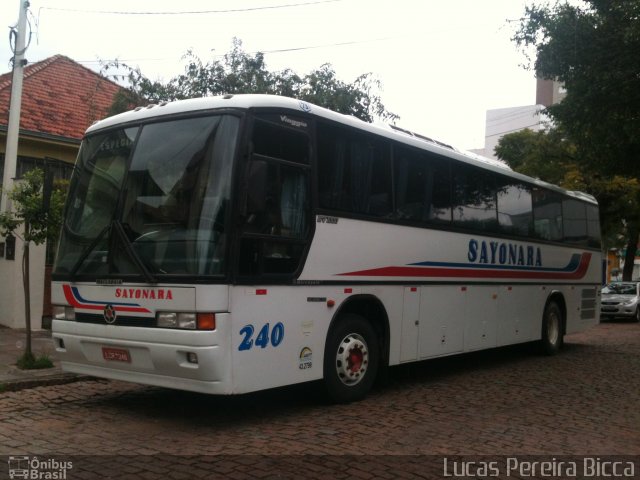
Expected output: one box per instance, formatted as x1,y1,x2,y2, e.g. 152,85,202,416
0,55,123,141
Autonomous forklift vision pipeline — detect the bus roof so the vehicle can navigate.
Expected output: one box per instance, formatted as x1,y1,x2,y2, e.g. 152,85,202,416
87,94,597,205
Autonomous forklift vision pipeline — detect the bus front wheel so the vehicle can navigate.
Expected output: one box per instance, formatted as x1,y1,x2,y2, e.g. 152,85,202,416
323,314,379,403
540,301,564,355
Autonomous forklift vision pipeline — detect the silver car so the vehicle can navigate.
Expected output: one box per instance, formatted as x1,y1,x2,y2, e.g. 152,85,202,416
600,282,640,321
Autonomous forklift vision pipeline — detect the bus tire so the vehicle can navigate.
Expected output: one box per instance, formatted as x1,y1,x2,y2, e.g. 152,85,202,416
323,313,379,403
540,301,563,355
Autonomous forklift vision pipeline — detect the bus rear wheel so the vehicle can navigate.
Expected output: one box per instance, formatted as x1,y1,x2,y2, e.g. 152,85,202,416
540,301,563,355
323,314,379,403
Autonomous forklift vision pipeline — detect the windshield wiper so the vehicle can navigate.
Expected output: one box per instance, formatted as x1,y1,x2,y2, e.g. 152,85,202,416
112,220,158,284
69,225,110,276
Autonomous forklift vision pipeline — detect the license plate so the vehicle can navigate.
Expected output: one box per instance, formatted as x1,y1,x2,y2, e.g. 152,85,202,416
102,347,131,363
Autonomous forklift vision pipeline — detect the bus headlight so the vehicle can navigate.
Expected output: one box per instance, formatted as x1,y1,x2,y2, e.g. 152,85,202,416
157,312,178,328
156,312,215,330
52,305,75,321
177,313,196,329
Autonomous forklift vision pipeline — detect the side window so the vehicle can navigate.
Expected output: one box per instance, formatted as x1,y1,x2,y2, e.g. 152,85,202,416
239,117,310,277
452,164,498,231
244,161,308,238
394,147,427,221
586,204,601,248
496,180,533,236
532,188,563,241
393,146,451,223
562,199,588,245
252,119,309,164
318,123,392,217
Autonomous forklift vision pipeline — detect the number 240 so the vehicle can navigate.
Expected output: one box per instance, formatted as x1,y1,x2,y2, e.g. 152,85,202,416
238,323,284,351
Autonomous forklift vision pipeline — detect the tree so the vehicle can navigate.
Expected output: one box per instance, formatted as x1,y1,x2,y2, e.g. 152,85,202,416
513,0,640,280
513,1,640,177
496,127,640,279
494,128,576,185
0,169,67,361
103,38,399,123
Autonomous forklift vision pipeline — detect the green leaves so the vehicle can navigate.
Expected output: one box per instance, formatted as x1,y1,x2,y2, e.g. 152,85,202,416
496,127,640,248
510,0,640,251
0,169,68,246
103,38,398,123
513,1,640,177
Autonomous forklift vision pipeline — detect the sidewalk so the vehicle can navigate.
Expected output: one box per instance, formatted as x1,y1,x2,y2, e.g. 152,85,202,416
0,325,86,391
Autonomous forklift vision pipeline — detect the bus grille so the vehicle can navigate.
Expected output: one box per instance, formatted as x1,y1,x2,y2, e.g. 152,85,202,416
580,288,597,320
75,313,156,327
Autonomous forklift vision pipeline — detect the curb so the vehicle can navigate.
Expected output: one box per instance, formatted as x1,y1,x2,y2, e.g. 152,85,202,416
0,374,96,393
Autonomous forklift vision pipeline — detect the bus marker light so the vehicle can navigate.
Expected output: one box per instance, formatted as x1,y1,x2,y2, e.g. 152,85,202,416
256,289,268,295
344,288,353,294
327,299,336,308
410,287,417,292
197,313,216,330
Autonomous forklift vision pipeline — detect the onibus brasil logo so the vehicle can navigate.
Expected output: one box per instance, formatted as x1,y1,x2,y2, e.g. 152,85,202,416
8,456,72,479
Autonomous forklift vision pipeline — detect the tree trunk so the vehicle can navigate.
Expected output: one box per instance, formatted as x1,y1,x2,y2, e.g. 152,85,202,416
22,238,32,356
622,226,639,281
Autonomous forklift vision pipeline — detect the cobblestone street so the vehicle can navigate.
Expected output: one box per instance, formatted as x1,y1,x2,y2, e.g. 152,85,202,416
1,321,639,478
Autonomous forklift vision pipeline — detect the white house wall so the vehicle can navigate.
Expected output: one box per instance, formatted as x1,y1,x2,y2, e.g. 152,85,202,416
0,235,45,330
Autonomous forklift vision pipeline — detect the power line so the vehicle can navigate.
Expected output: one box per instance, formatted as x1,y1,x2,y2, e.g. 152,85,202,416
39,0,343,16
70,36,395,66
486,107,544,125
485,123,542,138
487,112,544,129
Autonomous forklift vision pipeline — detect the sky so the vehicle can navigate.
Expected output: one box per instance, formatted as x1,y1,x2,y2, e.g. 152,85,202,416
0,0,540,150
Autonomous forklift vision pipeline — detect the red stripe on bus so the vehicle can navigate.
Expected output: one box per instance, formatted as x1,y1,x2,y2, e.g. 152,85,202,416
62,285,151,313
340,253,591,280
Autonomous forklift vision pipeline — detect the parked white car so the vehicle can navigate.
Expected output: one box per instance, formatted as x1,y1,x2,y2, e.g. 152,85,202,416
600,282,640,321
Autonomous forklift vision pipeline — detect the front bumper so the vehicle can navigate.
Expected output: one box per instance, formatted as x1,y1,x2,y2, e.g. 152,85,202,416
600,305,638,318
52,317,232,394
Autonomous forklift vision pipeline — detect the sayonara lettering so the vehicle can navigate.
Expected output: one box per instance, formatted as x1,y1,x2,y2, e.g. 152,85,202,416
115,288,174,300
468,239,542,267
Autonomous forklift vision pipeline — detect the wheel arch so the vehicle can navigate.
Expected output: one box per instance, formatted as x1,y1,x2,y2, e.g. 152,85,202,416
328,294,390,369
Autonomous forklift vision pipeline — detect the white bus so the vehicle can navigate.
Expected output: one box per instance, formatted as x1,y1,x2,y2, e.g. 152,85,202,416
51,95,601,402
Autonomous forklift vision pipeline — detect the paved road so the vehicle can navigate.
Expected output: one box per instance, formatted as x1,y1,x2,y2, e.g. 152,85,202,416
1,321,639,478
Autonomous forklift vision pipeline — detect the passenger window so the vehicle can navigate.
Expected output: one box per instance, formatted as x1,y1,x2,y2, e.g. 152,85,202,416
496,180,533,236
318,123,392,217
452,165,498,231
393,146,451,223
562,199,588,245
586,204,601,248
394,148,426,221
532,188,563,241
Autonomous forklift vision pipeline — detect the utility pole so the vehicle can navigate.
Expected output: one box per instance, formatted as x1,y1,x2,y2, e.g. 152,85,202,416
1,0,30,213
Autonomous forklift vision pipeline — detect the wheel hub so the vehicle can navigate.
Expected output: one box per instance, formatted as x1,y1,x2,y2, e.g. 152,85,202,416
335,333,368,386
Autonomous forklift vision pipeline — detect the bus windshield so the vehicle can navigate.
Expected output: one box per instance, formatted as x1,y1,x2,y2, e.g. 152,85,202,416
54,114,239,279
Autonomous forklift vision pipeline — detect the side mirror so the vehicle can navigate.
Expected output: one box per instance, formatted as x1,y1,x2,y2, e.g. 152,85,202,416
246,160,268,215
